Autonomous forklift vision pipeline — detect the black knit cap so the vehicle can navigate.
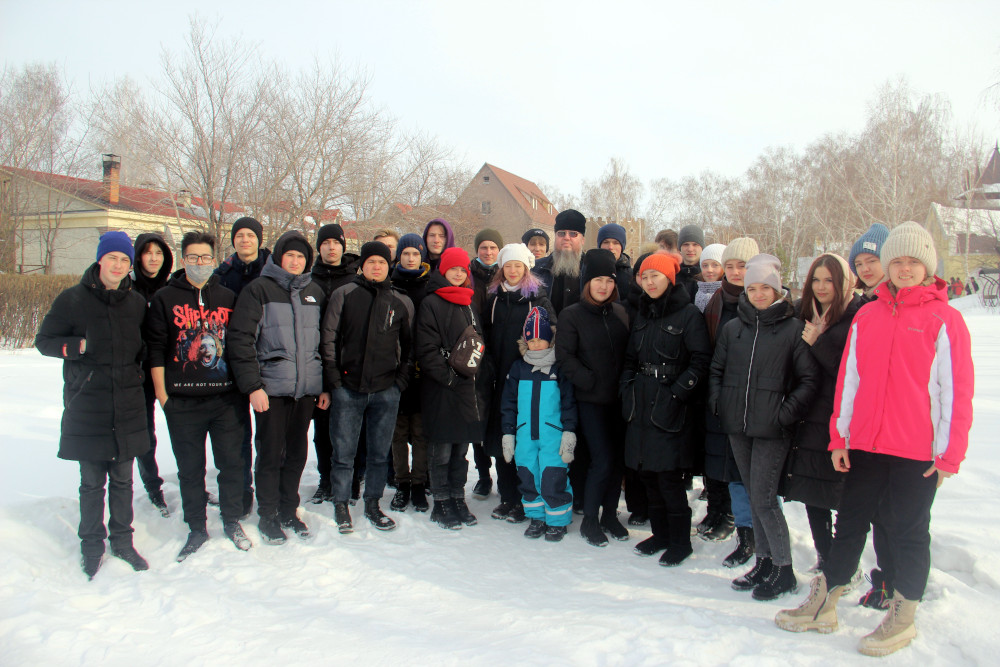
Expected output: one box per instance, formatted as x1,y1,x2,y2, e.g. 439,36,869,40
554,209,586,235
273,231,314,271
316,223,346,250
521,228,550,249
360,240,392,266
582,248,617,284
231,216,263,246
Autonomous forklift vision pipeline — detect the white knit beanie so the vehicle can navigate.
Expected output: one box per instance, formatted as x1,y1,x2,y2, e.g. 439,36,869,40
701,243,726,267
721,237,759,264
880,221,937,278
497,242,535,270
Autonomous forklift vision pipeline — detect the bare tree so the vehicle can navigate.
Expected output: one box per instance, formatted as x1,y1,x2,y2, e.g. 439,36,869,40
581,157,644,220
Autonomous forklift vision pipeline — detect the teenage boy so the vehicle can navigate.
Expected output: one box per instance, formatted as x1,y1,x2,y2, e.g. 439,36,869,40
422,218,456,273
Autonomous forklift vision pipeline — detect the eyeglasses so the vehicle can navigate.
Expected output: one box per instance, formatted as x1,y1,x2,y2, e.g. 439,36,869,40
555,230,580,239
184,254,215,264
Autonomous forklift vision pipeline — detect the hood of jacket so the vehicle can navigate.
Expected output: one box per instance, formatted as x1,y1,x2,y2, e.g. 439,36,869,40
132,232,174,294
423,218,455,252
737,291,795,327
872,276,948,312
639,280,690,320
262,256,314,291
312,252,359,280
81,262,135,304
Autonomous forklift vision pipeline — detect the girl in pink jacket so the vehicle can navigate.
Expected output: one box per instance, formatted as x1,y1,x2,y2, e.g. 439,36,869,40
775,222,974,657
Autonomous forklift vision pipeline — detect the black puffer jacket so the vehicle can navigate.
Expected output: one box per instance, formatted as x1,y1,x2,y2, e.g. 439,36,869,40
311,253,360,298
555,298,629,405
708,295,820,439
391,263,431,414
482,285,555,456
620,285,712,472
229,241,326,399
469,259,498,315
415,272,489,445
782,295,862,509
613,253,634,306
131,233,173,302
214,248,272,297
34,263,149,462
675,262,700,304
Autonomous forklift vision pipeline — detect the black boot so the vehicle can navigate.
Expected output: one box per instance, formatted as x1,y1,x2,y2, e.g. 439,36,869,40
506,503,527,524
524,518,546,539
82,553,103,580
723,526,755,568
600,510,629,541
224,521,252,550
695,509,719,536
112,545,149,571
334,502,353,534
580,516,608,547
364,498,397,531
858,568,894,609
410,483,429,512
258,514,288,545
752,563,798,601
307,481,331,505
635,508,669,556
452,498,477,526
431,499,462,530
732,556,772,591
390,482,411,512
280,512,312,540
545,525,568,542
176,529,210,562
472,476,493,500
659,511,693,567
702,513,735,542
148,489,170,517
628,511,648,526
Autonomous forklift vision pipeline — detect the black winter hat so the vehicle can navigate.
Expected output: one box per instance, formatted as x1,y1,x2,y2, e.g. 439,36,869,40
554,209,586,235
582,248,617,285
231,217,263,247
316,223,346,251
360,240,392,266
521,228,550,249
273,231,314,271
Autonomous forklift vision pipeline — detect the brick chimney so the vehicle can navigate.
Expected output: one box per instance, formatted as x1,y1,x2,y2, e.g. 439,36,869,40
102,154,121,205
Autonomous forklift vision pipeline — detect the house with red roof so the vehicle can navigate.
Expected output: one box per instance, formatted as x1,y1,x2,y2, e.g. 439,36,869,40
453,164,557,249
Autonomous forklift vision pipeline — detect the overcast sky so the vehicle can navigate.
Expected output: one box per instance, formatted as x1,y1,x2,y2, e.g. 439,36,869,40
2,0,999,197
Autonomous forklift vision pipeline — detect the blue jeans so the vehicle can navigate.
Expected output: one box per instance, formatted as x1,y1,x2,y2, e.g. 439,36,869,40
329,385,400,504
729,481,752,528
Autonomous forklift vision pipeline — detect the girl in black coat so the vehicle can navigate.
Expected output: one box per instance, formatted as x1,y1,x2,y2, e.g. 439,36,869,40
483,243,555,523
556,249,631,547
416,248,487,530
709,254,820,601
35,233,150,579
621,252,712,567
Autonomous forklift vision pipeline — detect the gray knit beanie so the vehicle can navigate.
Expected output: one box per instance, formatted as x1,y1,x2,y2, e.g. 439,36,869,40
880,222,937,278
678,224,705,248
744,253,782,293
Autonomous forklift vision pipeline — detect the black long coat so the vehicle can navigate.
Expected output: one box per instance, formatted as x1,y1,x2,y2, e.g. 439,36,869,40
555,298,629,406
620,285,712,472
415,273,489,445
34,263,150,462
703,281,742,482
782,295,863,509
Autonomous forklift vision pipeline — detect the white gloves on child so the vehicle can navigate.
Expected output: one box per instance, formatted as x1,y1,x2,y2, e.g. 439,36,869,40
502,434,516,462
560,432,577,464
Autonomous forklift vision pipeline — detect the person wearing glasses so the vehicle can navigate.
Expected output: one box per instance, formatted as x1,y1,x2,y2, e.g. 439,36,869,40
145,231,251,561
532,209,587,315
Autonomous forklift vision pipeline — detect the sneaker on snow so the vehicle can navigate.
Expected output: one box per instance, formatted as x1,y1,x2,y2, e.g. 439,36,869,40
258,515,288,545
334,502,353,534
280,514,312,540
364,499,397,531
112,545,149,571
410,484,429,512
545,525,568,542
148,490,170,517
82,553,103,580
472,477,493,500
176,530,210,562
600,512,629,541
524,519,546,539
224,521,253,550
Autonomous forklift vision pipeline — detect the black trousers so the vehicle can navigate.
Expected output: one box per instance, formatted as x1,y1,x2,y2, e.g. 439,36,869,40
624,466,648,515
495,455,521,505
639,469,691,539
312,405,332,487
164,392,245,528
578,401,625,518
823,451,937,601
79,458,134,556
254,396,314,519
135,380,164,494
472,442,492,478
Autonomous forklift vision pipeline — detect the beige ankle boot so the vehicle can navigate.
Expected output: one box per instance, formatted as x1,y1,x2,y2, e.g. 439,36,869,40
774,574,845,633
858,592,918,657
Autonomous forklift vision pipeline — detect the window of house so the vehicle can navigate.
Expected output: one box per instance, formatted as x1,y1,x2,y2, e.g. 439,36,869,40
483,175,490,184
482,201,491,214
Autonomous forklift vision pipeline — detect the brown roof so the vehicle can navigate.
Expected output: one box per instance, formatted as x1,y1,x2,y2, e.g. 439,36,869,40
980,143,1000,186
484,163,557,227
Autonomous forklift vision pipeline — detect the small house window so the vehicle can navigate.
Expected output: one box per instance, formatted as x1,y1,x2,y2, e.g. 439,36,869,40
483,175,490,184
482,201,491,214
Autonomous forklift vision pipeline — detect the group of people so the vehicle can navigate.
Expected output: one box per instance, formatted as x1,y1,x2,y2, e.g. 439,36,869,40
37,208,973,658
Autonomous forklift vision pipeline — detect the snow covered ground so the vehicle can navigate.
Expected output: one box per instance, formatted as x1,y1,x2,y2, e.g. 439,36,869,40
2,294,998,665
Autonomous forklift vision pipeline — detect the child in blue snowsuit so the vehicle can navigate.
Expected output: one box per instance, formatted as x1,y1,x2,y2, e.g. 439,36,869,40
501,307,578,541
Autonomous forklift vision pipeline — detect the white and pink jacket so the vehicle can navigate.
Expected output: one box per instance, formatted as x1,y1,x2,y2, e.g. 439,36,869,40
829,277,974,473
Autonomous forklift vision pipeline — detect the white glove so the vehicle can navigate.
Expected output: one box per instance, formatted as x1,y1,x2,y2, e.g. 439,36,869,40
560,431,577,464
502,434,516,463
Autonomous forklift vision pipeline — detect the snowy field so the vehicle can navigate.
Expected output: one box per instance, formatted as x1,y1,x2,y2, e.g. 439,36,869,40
2,294,999,666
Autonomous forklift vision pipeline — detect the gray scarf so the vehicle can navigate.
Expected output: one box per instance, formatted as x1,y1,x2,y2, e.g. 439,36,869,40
523,347,556,375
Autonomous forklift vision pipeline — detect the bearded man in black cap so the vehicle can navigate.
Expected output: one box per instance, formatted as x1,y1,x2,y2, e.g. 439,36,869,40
533,209,587,314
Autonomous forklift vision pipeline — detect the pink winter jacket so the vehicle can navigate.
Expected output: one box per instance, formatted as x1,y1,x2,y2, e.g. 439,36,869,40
829,277,974,473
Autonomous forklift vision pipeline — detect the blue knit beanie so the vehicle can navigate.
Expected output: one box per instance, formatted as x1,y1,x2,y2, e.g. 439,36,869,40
597,223,627,249
523,306,553,343
396,233,427,263
96,231,135,263
849,223,890,275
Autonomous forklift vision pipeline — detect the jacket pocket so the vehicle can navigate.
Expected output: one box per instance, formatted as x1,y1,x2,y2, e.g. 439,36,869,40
650,385,685,433
621,380,637,423
65,369,94,407
653,324,684,361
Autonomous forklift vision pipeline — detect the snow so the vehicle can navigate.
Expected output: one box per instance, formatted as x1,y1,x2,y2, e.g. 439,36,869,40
2,295,999,665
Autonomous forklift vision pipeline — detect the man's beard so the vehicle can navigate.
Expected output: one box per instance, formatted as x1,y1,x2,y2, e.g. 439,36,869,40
551,248,582,278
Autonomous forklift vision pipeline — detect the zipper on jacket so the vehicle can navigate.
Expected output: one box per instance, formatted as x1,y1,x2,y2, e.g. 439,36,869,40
742,314,760,432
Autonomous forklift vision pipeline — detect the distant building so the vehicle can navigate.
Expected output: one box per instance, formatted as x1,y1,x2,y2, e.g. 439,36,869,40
454,163,557,250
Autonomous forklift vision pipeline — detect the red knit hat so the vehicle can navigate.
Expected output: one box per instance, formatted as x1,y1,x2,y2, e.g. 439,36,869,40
439,247,470,275
639,252,680,284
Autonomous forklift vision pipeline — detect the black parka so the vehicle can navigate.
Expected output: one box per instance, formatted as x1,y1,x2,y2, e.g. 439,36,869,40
131,233,174,302
782,295,862,509
415,272,489,444
708,294,820,439
35,263,149,462
555,297,629,405
620,284,712,472
391,263,431,414
311,253,360,299
469,259,498,315
214,247,272,297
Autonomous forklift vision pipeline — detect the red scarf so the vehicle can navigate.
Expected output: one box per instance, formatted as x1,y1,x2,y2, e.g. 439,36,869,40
436,285,473,305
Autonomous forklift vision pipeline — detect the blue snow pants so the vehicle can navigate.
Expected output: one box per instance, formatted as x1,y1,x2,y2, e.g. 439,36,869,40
516,435,573,526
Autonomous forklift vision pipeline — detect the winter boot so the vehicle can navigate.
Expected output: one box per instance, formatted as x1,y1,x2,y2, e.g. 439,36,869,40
491,502,515,520
857,592,918,657
148,489,170,517
410,483,429,512
545,525,568,542
364,498,397,531
524,519,547,539
280,512,312,540
581,516,609,547
176,529,210,562
258,515,288,545
431,500,462,530
111,545,149,572
695,509,719,536
334,502,353,534
390,482,411,512
452,498,477,526
506,503,527,524
600,510,629,541
659,512,694,567
702,513,735,542
732,556,773,591
775,574,846,633
635,508,669,556
752,563,798,601
723,526,755,568
628,512,649,526
472,476,493,500
224,521,253,551
82,553,103,580
633,535,668,556
307,481,331,505
858,568,894,610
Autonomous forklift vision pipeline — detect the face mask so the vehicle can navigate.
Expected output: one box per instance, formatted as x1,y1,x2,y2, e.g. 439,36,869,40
185,262,215,285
